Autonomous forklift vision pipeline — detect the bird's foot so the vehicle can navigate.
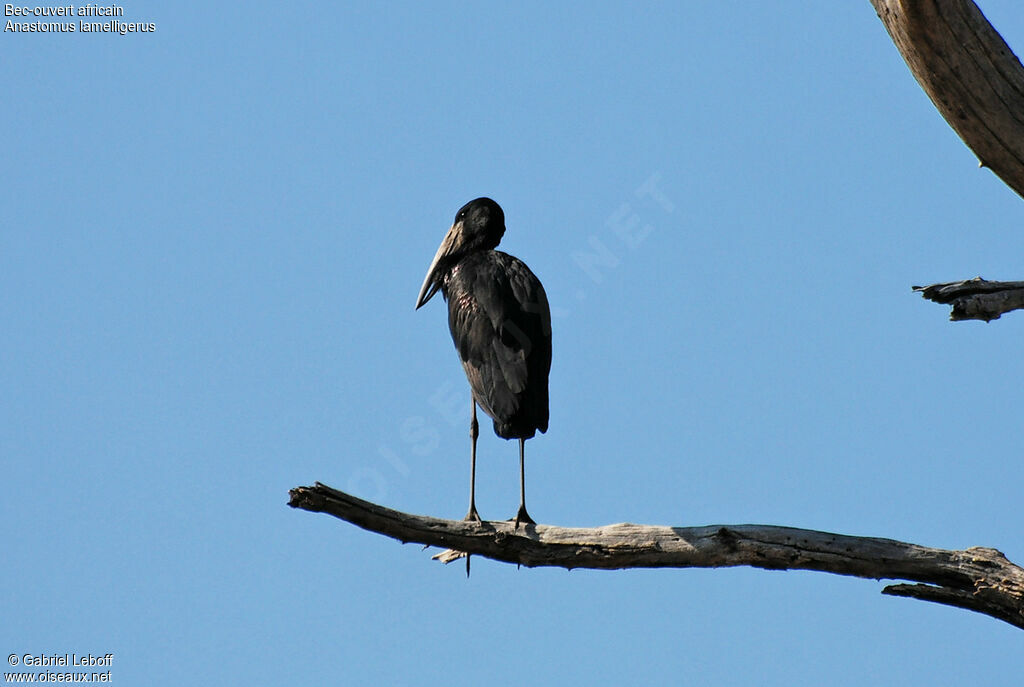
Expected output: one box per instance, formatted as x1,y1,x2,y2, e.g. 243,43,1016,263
512,505,535,529
464,506,482,523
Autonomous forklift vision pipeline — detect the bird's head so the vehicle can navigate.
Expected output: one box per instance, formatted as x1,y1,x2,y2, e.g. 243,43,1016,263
415,197,506,309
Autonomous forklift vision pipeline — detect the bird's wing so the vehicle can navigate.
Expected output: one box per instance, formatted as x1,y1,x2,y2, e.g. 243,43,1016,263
448,253,550,424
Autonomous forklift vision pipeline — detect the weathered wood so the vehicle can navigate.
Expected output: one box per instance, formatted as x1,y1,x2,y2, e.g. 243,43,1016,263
913,277,1024,320
870,0,1024,199
289,482,1024,630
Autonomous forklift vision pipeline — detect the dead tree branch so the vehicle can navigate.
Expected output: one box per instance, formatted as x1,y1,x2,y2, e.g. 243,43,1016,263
913,277,1024,320
870,1,1024,320
870,0,1024,199
289,482,1024,630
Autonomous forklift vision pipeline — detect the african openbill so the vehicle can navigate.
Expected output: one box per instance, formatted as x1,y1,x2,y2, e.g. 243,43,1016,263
415,198,551,527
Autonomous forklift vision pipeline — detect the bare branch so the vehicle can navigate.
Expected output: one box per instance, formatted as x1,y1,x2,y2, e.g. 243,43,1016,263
289,482,1024,630
913,277,1024,320
870,0,1024,199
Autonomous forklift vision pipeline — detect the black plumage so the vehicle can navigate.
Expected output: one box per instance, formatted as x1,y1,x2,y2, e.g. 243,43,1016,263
416,198,551,526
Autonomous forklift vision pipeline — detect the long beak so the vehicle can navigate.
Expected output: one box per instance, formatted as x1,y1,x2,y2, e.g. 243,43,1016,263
415,222,461,309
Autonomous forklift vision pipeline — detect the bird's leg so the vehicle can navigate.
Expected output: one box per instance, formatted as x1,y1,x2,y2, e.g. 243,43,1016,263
464,402,481,523
513,438,535,528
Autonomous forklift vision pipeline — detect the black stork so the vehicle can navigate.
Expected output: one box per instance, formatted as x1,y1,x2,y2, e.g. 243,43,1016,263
415,198,551,528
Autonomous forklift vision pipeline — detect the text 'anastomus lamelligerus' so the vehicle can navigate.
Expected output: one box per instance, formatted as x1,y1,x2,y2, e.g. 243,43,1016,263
416,198,552,529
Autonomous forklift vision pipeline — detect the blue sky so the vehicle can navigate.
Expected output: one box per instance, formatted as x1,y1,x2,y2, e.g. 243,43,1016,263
4,2,1024,684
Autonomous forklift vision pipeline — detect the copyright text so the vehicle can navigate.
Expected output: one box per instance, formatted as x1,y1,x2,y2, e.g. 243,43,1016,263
5,653,114,683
